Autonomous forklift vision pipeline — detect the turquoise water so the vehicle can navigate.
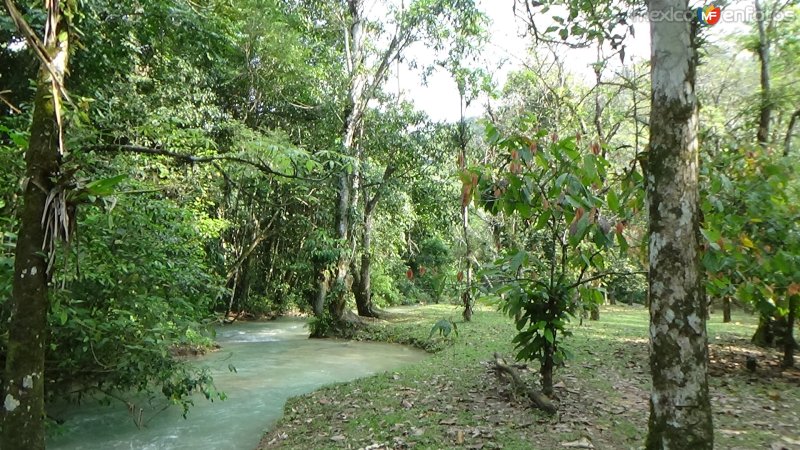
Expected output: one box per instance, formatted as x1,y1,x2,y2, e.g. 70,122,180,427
47,319,426,449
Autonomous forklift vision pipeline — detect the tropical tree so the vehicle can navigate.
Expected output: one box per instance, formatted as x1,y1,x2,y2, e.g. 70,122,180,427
644,0,713,447
475,117,634,396
312,0,486,333
2,0,72,447
702,148,799,367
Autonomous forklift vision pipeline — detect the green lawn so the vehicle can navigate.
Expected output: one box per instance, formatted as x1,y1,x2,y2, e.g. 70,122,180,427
259,304,800,450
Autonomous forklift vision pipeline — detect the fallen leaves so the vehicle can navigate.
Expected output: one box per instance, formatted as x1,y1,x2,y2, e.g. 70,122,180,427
257,306,800,450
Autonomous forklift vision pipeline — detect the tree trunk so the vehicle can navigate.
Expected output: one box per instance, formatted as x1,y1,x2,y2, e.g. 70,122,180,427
329,171,353,321
751,313,797,349
354,211,377,317
458,90,473,322
313,270,330,318
645,1,713,448
541,338,555,396
723,297,732,323
353,165,393,318
325,0,367,322
782,295,797,368
2,1,69,448
784,109,800,156
755,0,772,147
752,314,778,347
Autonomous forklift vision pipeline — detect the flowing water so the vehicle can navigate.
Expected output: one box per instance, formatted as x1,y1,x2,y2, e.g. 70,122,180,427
46,318,426,450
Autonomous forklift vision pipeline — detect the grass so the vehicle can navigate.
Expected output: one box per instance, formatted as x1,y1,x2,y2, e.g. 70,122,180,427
258,303,800,450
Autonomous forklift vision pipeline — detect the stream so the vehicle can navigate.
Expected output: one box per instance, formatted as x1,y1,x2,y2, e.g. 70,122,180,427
46,318,427,450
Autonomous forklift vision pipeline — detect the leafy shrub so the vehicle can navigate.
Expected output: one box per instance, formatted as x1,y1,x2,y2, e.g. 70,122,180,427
47,195,225,411
371,266,402,307
408,236,456,304
605,256,647,305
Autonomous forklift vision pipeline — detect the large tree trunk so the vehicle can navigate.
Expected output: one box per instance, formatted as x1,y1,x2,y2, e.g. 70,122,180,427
329,171,353,321
2,1,69,447
645,1,713,448
752,314,778,347
323,0,367,323
312,270,330,318
354,211,377,317
755,0,772,147
354,165,394,318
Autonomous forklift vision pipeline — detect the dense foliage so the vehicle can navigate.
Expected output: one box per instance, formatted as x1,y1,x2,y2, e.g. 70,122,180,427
1,0,799,446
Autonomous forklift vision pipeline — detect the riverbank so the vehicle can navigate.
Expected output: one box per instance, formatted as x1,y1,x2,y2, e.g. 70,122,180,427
259,304,800,449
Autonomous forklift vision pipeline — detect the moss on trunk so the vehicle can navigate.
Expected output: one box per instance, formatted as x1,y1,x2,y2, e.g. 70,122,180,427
2,3,70,447
645,1,713,448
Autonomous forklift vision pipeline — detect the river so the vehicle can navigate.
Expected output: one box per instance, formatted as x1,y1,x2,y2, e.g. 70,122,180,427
46,318,426,449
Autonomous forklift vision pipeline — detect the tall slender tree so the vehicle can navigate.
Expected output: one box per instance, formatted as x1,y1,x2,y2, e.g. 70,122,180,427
2,0,71,447
755,0,772,147
644,0,713,448
316,0,485,329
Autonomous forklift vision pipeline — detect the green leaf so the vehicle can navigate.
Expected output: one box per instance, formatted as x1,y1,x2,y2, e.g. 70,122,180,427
616,232,629,254
543,328,554,344
582,154,598,181
569,215,590,245
607,190,620,212
533,209,551,230
85,175,128,197
510,250,528,273
517,202,532,219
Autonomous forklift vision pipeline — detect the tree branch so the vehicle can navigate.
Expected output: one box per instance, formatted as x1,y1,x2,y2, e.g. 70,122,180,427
86,144,324,181
568,271,647,290
365,164,397,215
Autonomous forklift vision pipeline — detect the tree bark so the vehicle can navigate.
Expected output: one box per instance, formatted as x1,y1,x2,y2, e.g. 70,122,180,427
755,0,772,147
324,0,367,322
723,297,732,323
540,337,555,396
458,89,473,322
2,1,69,448
752,314,778,347
354,166,394,318
313,270,330,318
354,211,377,317
782,295,797,368
784,109,800,156
645,1,713,448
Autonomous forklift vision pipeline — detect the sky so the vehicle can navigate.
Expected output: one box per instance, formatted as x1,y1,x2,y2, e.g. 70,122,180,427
391,0,758,122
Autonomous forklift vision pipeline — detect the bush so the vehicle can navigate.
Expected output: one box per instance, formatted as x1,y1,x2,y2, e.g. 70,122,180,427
46,195,225,411
408,236,456,303
371,266,402,307
605,256,647,305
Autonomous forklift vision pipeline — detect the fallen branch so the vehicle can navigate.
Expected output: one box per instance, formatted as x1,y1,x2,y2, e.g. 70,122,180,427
492,352,556,415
